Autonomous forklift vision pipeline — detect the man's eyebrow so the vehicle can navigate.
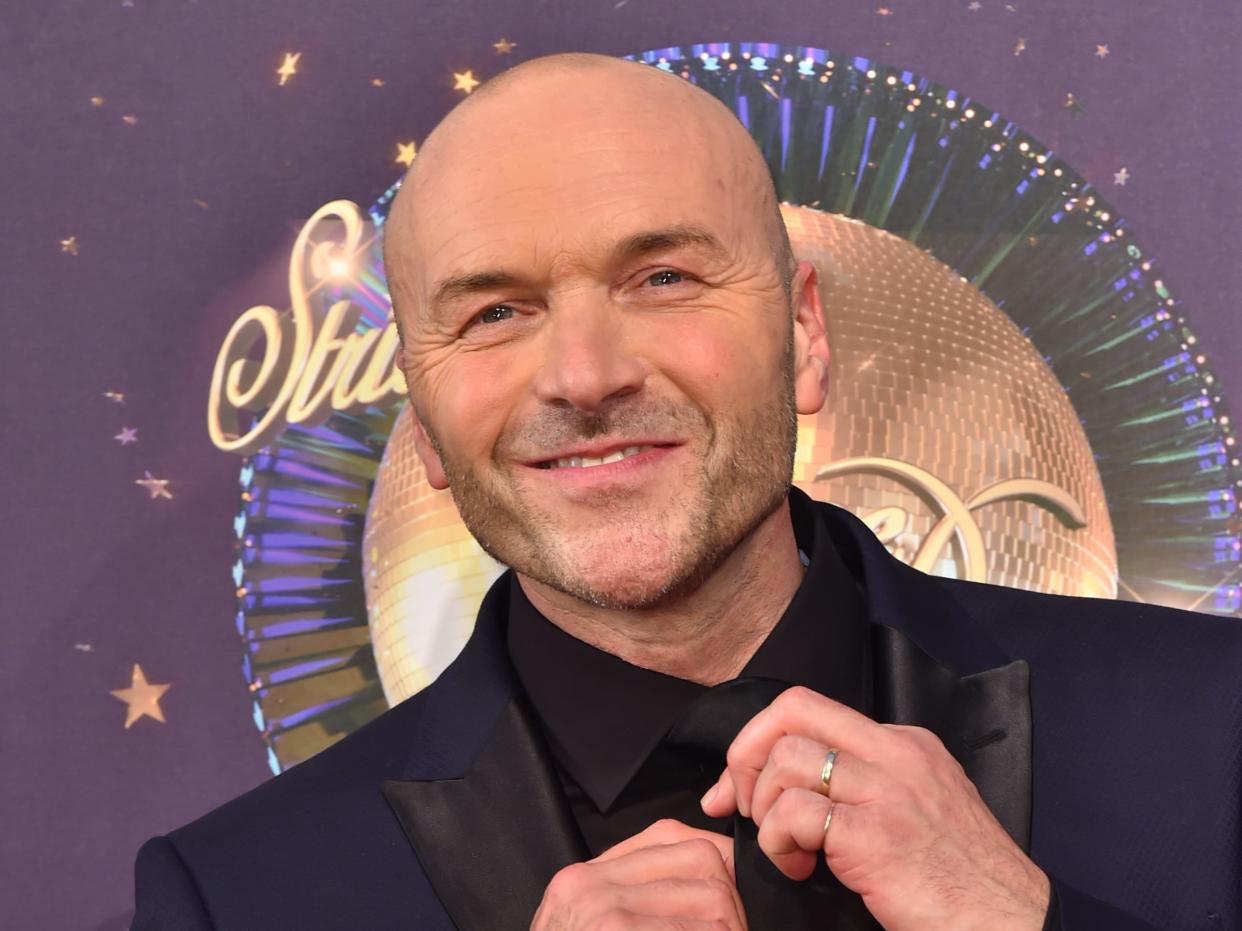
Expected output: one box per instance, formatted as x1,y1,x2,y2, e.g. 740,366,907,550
428,270,522,316
425,225,729,316
606,224,730,266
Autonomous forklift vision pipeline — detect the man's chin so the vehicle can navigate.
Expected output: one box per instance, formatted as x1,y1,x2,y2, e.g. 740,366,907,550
547,572,685,611
533,543,714,611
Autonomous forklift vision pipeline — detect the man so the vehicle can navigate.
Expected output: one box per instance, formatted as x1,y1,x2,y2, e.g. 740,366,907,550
133,52,1241,930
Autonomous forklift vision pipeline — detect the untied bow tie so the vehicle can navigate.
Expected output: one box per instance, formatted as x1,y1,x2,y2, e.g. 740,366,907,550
662,676,880,931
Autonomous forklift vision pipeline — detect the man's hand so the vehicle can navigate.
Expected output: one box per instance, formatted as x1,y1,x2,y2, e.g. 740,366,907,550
531,819,747,930
700,686,1050,931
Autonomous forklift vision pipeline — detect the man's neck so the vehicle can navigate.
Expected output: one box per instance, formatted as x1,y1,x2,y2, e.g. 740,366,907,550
515,501,806,686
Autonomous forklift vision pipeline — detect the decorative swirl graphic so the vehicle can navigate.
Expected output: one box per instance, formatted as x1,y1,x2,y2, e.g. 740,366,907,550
816,457,1088,583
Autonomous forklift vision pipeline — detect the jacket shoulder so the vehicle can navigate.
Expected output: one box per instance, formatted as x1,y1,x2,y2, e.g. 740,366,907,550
171,688,426,845
135,689,439,927
936,574,1242,667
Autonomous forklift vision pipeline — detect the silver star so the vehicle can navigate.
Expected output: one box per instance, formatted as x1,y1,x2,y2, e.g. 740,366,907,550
1114,166,1130,186
115,427,139,445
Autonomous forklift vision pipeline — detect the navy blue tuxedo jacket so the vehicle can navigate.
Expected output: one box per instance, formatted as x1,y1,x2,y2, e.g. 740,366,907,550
133,497,1242,929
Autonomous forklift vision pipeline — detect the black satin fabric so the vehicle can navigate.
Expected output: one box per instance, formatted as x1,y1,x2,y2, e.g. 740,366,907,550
663,676,881,931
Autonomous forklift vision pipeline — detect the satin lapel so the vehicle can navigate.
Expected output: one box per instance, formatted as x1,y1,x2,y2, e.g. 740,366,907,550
871,622,1033,851
382,695,588,931
380,574,589,931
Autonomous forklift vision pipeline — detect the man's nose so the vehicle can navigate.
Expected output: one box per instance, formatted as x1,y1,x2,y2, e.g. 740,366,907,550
533,303,646,411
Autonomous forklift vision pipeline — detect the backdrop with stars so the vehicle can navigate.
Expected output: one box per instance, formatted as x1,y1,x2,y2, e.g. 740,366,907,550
4,1,1240,928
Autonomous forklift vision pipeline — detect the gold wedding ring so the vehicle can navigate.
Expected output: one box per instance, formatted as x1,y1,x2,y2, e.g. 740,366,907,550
819,748,839,797
822,800,836,842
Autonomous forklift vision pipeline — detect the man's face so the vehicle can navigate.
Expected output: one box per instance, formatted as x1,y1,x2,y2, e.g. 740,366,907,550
395,75,803,609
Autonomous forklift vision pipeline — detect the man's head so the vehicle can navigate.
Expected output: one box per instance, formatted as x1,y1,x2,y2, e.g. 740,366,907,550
384,52,830,610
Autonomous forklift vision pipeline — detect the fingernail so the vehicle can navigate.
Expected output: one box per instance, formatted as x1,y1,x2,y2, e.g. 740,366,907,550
700,784,718,808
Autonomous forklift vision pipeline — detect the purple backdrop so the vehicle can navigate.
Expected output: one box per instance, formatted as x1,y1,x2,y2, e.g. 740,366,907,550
4,1,1239,927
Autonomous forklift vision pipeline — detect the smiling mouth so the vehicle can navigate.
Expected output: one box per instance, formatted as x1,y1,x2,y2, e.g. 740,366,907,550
534,444,659,469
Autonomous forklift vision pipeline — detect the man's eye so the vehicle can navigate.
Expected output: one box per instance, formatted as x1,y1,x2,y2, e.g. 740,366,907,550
645,269,684,287
475,305,516,325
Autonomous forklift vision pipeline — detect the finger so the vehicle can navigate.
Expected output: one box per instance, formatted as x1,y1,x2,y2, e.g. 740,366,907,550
606,877,748,931
755,787,841,881
535,843,745,931
586,913,738,931
595,820,735,879
592,836,738,889
720,686,888,817
701,770,740,819
750,740,877,824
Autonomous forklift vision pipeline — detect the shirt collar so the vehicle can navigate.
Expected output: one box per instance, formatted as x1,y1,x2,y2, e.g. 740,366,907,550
506,487,872,813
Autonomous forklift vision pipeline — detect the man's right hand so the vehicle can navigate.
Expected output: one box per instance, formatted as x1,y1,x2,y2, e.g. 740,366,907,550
531,818,748,930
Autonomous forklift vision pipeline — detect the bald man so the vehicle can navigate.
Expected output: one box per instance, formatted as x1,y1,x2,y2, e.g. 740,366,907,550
133,53,1241,931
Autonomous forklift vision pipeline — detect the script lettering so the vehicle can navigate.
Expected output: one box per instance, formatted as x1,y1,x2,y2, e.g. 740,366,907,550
207,200,407,453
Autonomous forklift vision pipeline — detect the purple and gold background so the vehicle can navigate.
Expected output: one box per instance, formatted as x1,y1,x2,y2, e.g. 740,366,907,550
4,1,1240,928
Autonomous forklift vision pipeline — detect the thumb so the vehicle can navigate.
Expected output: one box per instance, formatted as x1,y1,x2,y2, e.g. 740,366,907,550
701,771,739,818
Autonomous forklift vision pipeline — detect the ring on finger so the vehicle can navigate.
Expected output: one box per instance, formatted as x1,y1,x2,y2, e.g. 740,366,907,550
822,800,836,842
819,748,839,798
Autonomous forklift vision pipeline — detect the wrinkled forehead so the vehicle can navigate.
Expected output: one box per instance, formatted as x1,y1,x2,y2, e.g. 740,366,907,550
397,87,767,307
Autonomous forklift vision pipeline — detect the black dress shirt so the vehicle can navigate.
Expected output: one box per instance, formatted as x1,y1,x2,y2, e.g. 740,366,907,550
506,488,1060,929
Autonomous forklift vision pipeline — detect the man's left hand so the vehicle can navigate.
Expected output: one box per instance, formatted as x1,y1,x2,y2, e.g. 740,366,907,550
699,685,1050,931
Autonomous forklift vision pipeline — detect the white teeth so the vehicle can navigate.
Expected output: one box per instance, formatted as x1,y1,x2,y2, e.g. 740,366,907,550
550,445,652,469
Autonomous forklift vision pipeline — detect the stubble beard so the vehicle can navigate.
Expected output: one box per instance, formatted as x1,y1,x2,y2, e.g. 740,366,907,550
428,339,799,611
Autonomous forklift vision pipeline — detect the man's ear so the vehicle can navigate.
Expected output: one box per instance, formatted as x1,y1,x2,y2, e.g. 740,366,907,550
397,346,451,491
790,259,830,415
411,414,451,490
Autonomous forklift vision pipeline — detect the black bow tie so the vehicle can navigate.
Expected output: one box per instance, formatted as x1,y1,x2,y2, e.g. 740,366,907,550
662,676,880,931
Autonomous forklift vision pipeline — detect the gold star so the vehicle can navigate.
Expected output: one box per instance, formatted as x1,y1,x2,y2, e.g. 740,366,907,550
453,69,481,94
104,390,125,404
876,6,893,15
276,51,301,86
1013,37,1027,56
192,198,209,209
1062,92,1086,117
90,96,106,107
110,664,171,728
59,235,79,255
135,470,173,500
371,77,386,87
1095,44,1110,59
493,37,517,54
395,141,417,167
121,114,138,125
